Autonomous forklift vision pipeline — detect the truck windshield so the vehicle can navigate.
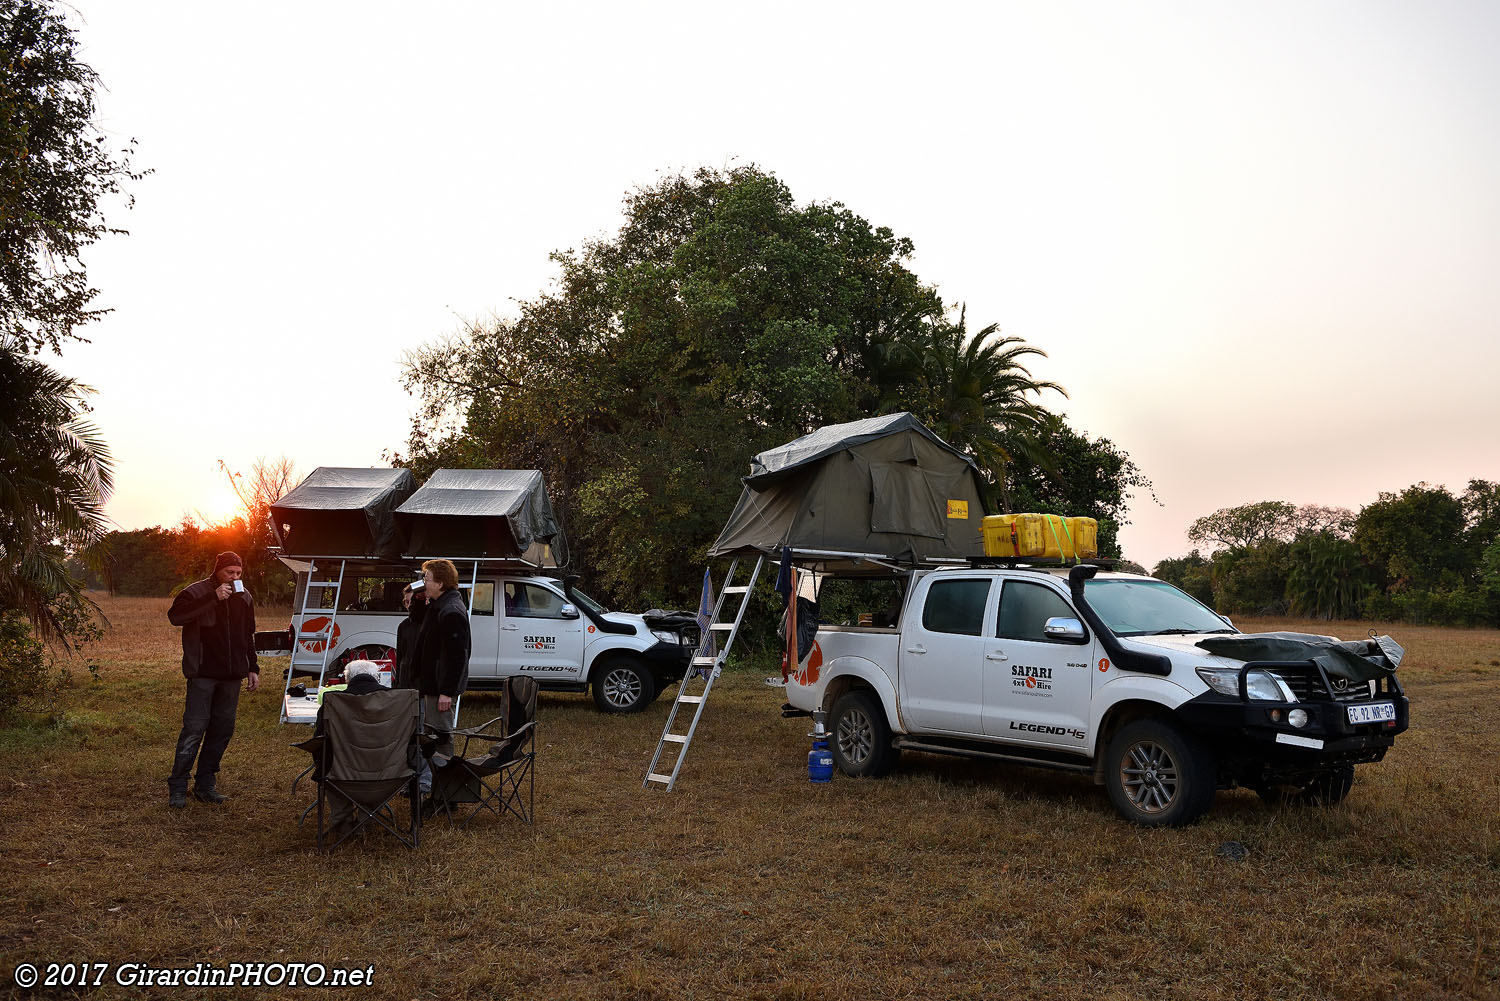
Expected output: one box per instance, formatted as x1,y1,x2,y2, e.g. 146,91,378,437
1082,579,1233,637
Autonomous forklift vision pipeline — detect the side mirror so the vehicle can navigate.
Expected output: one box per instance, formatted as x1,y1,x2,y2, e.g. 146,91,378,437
559,604,580,620
1043,616,1087,642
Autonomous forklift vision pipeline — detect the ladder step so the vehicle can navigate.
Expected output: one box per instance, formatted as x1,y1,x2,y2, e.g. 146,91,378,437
307,581,342,588
724,586,749,594
692,657,717,666
662,733,687,743
678,695,703,704
646,773,673,784
710,623,734,631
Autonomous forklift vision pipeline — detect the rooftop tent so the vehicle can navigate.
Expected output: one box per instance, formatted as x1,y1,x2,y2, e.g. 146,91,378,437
709,413,988,570
394,469,569,568
270,467,417,560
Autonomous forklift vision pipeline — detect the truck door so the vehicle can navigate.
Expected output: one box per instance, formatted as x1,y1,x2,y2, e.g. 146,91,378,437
899,576,994,735
464,580,500,680
497,579,587,681
981,578,1094,749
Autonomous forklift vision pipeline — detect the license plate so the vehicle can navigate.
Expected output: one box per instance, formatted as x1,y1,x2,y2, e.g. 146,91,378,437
1346,702,1395,725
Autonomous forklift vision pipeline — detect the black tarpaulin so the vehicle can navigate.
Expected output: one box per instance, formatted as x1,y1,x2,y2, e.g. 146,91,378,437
1196,631,1404,685
394,469,568,567
270,467,416,560
710,413,988,570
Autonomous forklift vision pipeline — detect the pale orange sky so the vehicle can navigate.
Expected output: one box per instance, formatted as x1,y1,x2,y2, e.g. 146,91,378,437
64,1,1499,568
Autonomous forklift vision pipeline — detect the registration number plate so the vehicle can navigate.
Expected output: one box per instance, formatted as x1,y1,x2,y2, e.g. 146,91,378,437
1346,702,1395,725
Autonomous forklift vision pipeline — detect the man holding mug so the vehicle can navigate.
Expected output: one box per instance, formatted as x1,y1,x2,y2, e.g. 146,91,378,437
165,551,260,808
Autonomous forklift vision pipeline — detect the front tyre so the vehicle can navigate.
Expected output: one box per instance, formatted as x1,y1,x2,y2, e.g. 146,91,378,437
828,691,899,778
592,657,655,714
1104,718,1215,827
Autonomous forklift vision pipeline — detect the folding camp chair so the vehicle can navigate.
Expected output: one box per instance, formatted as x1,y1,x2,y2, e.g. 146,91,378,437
313,687,423,851
428,675,537,828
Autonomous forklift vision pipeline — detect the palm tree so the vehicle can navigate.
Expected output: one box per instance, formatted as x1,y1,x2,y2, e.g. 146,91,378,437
0,345,113,646
901,308,1066,507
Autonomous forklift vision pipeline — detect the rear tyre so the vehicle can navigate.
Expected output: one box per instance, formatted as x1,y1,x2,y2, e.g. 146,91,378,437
1104,718,1215,827
1300,765,1355,806
828,691,898,778
592,657,655,714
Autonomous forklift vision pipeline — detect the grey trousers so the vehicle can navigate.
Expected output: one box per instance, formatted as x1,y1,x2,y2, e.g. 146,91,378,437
418,696,457,794
167,677,241,793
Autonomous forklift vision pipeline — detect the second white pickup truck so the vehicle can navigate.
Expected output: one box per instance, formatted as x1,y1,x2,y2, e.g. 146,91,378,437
785,564,1408,826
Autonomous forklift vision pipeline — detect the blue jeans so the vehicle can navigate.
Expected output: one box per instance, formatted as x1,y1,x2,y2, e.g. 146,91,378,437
167,677,241,793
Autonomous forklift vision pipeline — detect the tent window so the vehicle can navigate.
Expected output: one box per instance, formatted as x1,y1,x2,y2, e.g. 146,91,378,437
870,461,944,539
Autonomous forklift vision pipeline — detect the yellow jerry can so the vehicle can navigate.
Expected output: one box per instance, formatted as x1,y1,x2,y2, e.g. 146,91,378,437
983,513,1099,559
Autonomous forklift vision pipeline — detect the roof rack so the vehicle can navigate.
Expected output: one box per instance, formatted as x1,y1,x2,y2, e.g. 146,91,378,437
958,556,1119,571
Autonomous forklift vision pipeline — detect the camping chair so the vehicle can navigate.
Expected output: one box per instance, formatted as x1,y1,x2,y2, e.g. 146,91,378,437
314,687,423,851
428,675,538,829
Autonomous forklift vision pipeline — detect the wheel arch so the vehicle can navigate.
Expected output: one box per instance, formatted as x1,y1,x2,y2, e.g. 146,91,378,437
1091,697,1182,785
819,658,900,734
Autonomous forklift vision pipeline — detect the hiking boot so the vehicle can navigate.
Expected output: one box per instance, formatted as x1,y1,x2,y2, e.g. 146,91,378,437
168,790,187,809
192,785,228,805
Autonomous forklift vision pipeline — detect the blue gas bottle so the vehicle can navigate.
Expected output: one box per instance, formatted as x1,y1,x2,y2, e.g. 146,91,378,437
808,738,833,783
808,710,833,783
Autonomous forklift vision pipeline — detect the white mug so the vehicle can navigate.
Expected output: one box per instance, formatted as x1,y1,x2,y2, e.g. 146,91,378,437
232,580,245,594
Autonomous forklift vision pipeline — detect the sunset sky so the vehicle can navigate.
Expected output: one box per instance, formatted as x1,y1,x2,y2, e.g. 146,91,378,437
62,1,1498,569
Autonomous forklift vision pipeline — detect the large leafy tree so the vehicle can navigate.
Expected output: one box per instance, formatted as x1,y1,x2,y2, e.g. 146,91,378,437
1354,483,1471,593
402,167,942,606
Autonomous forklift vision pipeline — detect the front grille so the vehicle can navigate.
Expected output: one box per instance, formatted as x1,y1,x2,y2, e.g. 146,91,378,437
1268,665,1384,703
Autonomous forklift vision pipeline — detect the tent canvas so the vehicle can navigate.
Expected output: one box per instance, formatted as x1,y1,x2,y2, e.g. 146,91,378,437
709,413,988,570
394,469,568,567
270,467,416,560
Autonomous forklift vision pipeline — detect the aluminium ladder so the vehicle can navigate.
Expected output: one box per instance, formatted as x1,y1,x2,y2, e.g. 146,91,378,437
280,558,348,723
643,555,764,791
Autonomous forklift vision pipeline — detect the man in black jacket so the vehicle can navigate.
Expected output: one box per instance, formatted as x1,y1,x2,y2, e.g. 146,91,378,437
165,552,260,808
414,559,470,795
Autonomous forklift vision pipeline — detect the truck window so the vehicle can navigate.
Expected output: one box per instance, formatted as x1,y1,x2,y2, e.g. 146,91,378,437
504,582,567,618
997,580,1084,643
921,579,990,636
469,581,495,616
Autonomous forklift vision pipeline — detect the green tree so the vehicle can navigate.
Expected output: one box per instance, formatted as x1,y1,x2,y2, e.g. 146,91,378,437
401,167,943,607
1187,500,1297,552
1,0,145,354
1153,550,1213,606
0,348,111,644
897,307,1065,508
1286,532,1371,620
1354,483,1470,594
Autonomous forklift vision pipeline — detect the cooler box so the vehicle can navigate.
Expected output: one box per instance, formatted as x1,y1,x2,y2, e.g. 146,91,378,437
983,514,1099,559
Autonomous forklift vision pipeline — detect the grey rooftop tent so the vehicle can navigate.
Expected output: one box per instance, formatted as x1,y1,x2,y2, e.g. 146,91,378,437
394,469,568,568
270,467,416,560
709,413,988,570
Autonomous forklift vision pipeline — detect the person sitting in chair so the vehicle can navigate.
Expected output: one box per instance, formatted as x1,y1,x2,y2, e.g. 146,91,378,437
313,660,387,831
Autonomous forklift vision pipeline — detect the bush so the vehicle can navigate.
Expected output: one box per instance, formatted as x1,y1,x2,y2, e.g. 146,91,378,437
0,601,102,720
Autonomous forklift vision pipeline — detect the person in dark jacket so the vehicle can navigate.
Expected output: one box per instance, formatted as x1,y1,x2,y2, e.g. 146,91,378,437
394,582,426,691
165,552,259,808
414,558,470,794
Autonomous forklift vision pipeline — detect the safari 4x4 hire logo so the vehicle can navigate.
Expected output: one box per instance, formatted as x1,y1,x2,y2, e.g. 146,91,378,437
1011,664,1053,694
524,635,556,652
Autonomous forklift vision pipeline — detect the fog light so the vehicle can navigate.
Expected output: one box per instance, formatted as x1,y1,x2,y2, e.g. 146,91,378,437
1268,709,1283,723
1288,708,1309,728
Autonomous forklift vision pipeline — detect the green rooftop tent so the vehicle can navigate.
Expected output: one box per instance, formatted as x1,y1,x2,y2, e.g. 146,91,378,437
709,413,988,571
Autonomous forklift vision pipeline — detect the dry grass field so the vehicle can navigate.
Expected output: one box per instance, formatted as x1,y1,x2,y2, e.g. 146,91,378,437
2,596,1498,1000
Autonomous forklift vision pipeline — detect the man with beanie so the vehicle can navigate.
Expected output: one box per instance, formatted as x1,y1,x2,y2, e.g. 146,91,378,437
165,552,260,807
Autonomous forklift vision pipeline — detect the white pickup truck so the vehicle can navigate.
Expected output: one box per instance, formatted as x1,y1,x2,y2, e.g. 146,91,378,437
266,571,697,714
786,564,1408,826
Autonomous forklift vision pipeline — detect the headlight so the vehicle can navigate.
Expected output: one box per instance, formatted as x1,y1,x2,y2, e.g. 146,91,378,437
650,629,681,644
1196,667,1293,701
